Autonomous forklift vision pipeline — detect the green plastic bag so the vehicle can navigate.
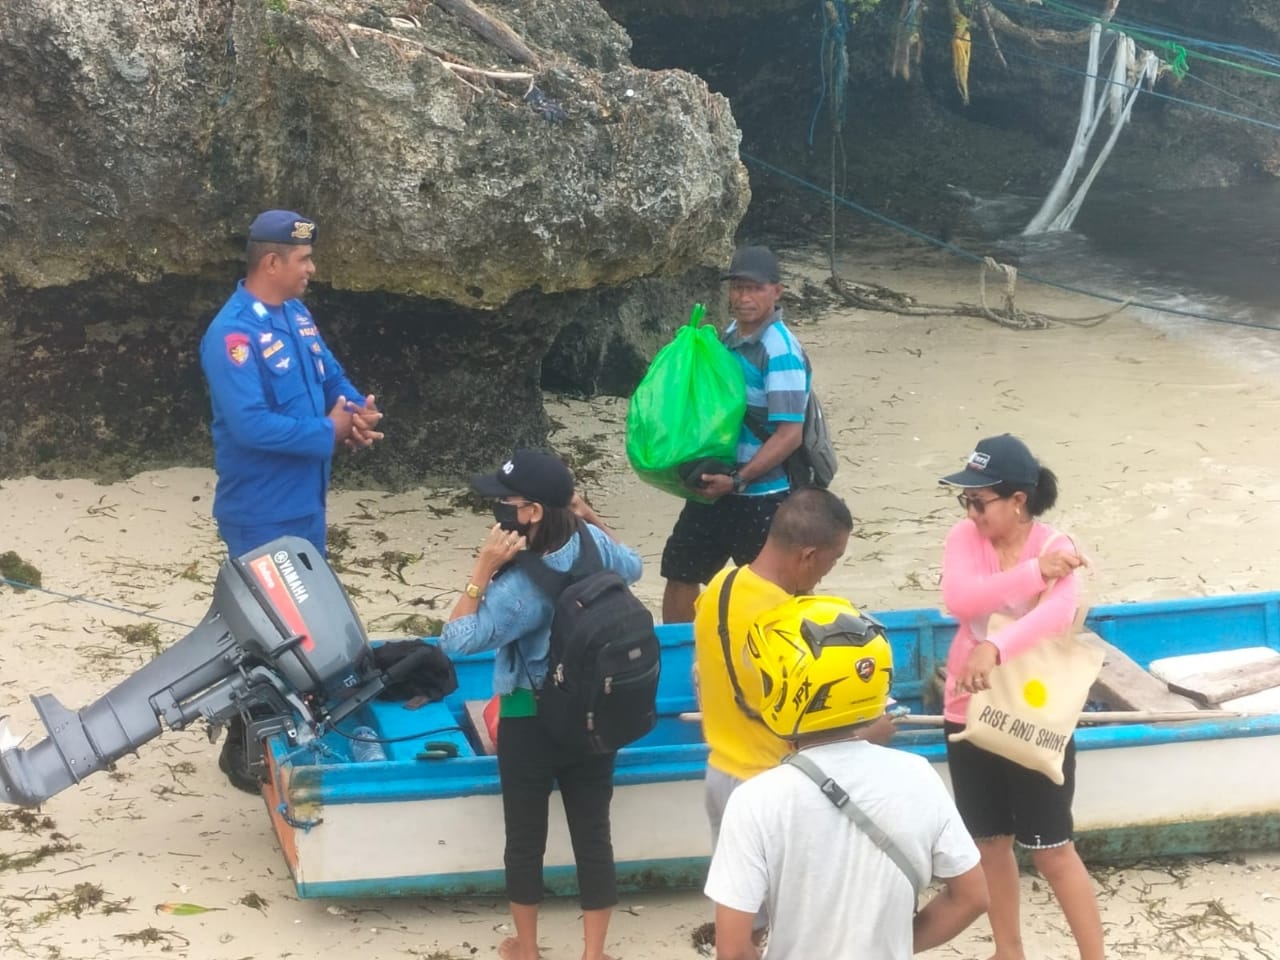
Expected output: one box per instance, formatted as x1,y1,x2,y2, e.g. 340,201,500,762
626,304,746,501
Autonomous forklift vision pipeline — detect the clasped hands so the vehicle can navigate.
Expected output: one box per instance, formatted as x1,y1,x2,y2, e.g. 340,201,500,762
329,394,385,450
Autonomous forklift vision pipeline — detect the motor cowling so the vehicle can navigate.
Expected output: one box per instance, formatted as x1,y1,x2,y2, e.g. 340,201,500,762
0,536,375,807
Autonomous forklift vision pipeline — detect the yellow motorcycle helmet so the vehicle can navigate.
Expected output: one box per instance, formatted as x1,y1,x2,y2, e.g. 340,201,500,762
745,595,893,739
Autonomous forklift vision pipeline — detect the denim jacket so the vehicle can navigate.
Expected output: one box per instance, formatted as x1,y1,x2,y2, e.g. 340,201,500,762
439,524,643,694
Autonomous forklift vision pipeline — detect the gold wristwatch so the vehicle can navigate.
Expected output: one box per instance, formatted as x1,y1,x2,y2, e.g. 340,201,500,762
464,582,483,600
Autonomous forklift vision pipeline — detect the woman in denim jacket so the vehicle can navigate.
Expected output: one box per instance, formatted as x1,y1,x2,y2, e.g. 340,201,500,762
441,449,642,960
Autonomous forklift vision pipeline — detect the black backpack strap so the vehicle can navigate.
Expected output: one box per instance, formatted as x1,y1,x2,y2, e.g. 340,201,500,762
570,519,604,577
513,520,602,595
510,522,607,688
513,550,571,599
717,567,762,720
743,416,771,444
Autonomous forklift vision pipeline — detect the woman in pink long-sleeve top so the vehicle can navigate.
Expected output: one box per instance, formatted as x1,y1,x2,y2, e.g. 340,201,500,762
938,434,1104,960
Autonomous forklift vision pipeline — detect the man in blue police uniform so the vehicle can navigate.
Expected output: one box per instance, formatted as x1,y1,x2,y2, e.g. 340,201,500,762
200,209,383,559
200,209,383,792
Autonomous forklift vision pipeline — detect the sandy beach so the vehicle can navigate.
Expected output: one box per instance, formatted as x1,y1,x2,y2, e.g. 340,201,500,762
4,245,1280,959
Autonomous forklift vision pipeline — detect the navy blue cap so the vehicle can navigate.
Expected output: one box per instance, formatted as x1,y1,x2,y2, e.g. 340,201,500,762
939,434,1040,488
470,450,574,508
248,210,318,245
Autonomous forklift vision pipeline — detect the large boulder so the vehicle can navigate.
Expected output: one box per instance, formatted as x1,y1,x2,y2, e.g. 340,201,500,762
0,0,749,483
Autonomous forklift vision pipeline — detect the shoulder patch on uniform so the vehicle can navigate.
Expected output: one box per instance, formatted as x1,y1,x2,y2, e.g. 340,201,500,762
225,333,251,366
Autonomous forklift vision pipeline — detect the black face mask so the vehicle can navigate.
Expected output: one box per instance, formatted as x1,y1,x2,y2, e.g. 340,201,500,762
493,501,531,535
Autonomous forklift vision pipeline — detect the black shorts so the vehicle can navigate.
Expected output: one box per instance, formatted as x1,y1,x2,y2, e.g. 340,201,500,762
660,492,788,586
944,720,1076,849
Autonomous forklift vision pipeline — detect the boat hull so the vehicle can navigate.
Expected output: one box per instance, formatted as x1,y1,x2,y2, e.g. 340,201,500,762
264,591,1280,898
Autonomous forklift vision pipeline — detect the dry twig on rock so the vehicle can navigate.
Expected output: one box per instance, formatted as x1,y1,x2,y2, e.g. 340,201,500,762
979,0,1120,46
434,0,540,67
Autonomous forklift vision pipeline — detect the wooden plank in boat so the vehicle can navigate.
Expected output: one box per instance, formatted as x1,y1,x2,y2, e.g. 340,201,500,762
1167,657,1280,707
1084,630,1201,712
463,699,497,755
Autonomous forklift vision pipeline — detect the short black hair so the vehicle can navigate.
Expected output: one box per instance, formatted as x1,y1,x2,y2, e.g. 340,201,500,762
245,240,298,272
769,487,853,550
992,466,1059,516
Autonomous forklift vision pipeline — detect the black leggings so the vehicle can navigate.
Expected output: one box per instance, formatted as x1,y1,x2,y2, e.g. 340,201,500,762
497,715,618,910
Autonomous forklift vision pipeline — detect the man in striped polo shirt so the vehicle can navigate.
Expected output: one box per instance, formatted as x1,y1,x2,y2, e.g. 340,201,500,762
660,246,811,624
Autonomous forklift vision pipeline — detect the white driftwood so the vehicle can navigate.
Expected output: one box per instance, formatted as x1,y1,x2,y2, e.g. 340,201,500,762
1048,48,1158,231
1023,23,1101,235
1024,27,1159,235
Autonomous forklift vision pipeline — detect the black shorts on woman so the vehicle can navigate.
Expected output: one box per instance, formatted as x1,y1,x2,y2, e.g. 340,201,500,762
944,721,1076,849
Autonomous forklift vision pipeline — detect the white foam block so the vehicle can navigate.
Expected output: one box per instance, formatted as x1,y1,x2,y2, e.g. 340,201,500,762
1149,647,1280,714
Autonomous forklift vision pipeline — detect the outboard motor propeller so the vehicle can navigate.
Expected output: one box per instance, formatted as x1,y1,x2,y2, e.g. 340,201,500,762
0,536,380,807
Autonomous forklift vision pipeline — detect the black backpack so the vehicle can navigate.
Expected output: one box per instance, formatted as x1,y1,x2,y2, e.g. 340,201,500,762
515,522,660,754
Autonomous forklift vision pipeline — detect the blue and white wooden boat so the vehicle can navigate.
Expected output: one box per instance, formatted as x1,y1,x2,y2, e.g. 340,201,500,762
262,590,1280,899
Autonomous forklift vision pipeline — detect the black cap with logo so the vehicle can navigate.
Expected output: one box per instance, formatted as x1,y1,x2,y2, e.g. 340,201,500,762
470,449,574,507
938,434,1040,488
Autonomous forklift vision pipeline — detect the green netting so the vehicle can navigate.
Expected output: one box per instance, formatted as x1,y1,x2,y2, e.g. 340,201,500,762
625,304,746,502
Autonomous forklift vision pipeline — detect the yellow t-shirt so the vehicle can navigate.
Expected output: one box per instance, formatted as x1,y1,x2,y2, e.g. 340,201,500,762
693,565,793,781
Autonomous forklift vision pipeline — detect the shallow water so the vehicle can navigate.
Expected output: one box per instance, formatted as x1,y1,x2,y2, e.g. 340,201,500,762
958,180,1280,371
965,181,1280,323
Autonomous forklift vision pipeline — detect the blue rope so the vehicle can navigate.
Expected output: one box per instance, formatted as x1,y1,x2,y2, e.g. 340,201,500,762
740,151,1280,334
1,576,195,628
1015,0,1280,71
877,5,1280,135
1181,70,1280,125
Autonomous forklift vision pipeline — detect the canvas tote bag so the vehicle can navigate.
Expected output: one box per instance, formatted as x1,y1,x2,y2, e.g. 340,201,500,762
948,533,1104,785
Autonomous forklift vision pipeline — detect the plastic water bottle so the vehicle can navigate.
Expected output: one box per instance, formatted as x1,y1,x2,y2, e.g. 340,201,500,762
349,725,387,763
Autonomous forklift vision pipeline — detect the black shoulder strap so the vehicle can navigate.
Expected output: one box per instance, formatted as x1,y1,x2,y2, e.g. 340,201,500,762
513,520,601,599
514,550,570,599
742,351,814,444
743,416,771,444
570,519,604,577
717,567,762,720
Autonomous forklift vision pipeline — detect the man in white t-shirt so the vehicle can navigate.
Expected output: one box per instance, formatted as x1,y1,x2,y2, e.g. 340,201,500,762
704,596,987,960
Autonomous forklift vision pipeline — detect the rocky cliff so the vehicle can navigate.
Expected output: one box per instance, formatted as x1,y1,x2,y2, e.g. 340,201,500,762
0,0,748,483
604,0,1280,235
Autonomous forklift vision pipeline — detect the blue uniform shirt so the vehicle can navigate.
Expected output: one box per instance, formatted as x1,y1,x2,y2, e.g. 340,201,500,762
200,282,361,527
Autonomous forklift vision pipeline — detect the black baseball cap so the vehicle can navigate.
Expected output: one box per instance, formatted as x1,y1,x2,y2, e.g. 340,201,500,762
470,449,574,507
722,245,780,284
939,434,1040,488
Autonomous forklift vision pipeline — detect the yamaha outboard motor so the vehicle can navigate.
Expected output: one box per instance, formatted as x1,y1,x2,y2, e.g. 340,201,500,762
0,536,385,807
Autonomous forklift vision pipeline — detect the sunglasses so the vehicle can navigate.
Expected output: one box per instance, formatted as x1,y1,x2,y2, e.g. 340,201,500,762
957,493,1004,513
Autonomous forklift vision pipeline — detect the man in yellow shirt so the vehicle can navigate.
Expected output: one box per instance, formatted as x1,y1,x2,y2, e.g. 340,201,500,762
693,487,854,875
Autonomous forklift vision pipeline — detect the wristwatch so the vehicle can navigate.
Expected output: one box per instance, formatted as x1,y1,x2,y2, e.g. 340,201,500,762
464,582,483,600
729,470,747,494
